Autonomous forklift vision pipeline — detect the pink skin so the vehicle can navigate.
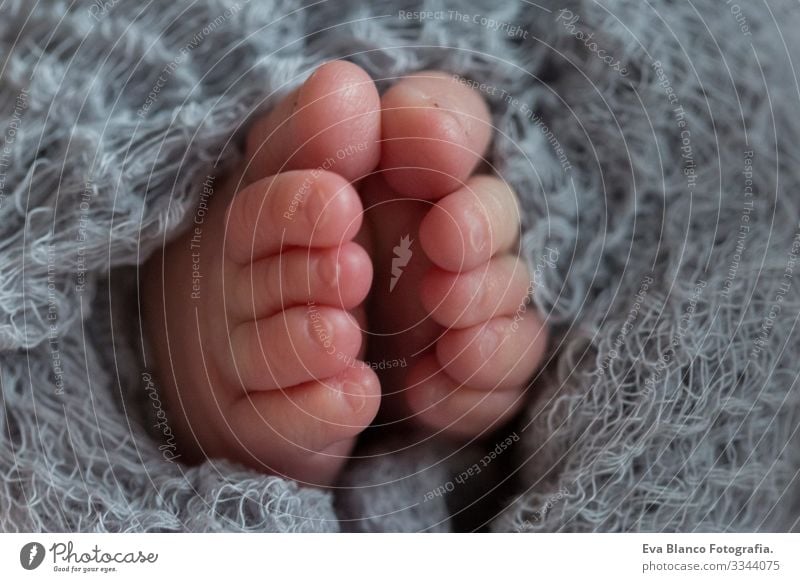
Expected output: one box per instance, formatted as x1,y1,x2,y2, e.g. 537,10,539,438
143,62,548,486
380,71,492,198
144,61,381,487
367,71,548,438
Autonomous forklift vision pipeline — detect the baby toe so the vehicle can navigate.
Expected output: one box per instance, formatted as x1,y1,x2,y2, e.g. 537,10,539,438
225,169,363,263
229,305,362,391
404,354,524,438
436,312,547,391
230,242,372,321
228,364,381,486
245,60,381,183
380,71,491,198
421,254,532,329
420,175,521,272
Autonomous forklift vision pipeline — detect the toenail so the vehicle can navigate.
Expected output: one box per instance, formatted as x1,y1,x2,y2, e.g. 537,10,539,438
479,323,503,358
307,307,336,354
342,381,366,413
306,181,329,229
466,207,488,254
318,254,340,288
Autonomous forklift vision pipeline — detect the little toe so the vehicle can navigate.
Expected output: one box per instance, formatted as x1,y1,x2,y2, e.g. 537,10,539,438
380,71,492,198
225,170,363,263
420,175,521,272
405,354,524,438
436,312,547,391
421,255,533,329
245,60,381,183
228,364,381,486
230,242,372,321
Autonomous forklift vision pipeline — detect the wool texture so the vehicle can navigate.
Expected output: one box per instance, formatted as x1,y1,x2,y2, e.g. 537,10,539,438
1,0,799,532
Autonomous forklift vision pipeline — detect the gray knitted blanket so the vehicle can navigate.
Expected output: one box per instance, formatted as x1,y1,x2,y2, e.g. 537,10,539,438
2,0,800,532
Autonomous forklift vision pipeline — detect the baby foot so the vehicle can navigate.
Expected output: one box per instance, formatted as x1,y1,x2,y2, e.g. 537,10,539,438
365,72,549,438
143,61,381,486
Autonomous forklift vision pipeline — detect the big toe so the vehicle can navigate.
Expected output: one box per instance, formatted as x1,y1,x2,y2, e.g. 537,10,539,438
245,60,381,183
380,71,492,199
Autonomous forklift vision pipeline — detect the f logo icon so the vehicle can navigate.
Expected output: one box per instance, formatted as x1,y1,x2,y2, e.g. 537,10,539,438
20,542,45,570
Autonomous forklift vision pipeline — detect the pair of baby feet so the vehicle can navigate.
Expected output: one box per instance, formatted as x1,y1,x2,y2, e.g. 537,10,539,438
144,61,548,487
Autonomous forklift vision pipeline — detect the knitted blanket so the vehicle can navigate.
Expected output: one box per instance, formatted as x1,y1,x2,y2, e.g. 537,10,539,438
2,0,799,532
